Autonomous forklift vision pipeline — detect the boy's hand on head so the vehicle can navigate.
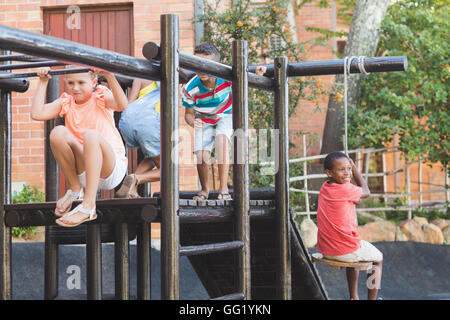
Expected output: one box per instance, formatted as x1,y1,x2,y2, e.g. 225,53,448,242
348,157,356,167
255,66,267,76
36,67,51,81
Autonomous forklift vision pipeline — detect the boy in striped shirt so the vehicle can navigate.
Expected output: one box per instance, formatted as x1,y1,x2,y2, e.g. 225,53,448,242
182,42,265,200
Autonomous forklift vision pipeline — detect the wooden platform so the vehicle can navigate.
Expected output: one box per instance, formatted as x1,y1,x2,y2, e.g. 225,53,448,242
311,253,373,271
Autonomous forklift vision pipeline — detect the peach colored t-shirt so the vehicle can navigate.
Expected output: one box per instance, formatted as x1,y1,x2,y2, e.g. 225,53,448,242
58,85,127,165
316,182,362,256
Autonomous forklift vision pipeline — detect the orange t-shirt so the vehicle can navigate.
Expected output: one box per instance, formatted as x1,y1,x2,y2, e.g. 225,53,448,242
58,85,127,165
316,182,362,256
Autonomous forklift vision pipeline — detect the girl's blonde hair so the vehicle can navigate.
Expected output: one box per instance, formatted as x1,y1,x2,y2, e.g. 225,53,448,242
64,64,97,80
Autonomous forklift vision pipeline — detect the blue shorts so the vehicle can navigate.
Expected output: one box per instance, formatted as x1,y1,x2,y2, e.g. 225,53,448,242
119,93,161,159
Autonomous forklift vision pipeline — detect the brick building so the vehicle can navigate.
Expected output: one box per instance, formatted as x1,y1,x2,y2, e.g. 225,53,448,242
0,0,446,215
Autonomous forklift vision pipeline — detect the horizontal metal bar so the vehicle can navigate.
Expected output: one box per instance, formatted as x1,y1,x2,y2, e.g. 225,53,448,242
142,41,274,91
0,54,46,62
0,24,161,81
0,67,93,79
248,56,407,77
211,292,245,300
0,77,29,92
179,240,244,256
0,60,65,71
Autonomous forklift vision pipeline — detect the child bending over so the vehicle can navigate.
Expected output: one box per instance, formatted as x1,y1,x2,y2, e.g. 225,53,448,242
115,78,161,198
182,42,266,200
317,152,383,300
31,66,128,227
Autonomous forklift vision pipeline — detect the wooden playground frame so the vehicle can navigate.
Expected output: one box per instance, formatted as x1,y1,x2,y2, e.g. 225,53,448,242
0,14,407,300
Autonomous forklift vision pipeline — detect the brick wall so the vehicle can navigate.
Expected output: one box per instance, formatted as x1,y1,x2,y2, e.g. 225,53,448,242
0,0,197,195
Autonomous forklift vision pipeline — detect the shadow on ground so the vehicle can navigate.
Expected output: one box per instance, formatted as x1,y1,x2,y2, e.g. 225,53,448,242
12,242,209,300
310,241,450,300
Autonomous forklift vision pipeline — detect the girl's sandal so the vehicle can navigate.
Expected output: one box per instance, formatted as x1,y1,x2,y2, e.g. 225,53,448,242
54,189,84,217
55,204,97,228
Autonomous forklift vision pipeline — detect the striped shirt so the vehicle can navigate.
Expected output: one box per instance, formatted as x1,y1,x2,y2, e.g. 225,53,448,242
182,75,232,124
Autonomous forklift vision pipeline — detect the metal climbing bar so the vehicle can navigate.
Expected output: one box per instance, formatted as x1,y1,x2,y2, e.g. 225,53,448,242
274,56,291,300
0,24,161,81
232,40,251,300
159,14,180,300
248,56,407,77
0,68,12,299
142,41,274,91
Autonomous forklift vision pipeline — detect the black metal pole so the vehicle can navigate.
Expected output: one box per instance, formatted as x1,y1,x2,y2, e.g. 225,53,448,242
274,56,291,300
0,88,11,300
0,60,66,71
248,56,407,78
0,24,161,81
0,54,46,62
86,224,102,300
160,14,180,300
114,223,129,300
44,75,60,300
0,78,29,93
0,67,93,80
142,41,274,91
232,40,251,300
136,222,151,300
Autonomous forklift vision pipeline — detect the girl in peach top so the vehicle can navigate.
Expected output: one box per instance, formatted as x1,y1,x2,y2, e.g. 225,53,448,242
31,67,128,227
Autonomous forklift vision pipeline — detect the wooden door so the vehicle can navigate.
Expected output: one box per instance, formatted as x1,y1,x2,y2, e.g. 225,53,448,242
43,4,137,199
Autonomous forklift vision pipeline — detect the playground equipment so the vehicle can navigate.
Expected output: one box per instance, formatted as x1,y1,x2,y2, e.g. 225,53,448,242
0,14,407,300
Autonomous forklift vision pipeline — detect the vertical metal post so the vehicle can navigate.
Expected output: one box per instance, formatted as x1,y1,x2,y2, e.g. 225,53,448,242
160,14,180,300
0,89,12,300
44,75,60,300
86,224,102,300
114,223,129,300
136,223,151,300
274,56,291,300
232,40,250,299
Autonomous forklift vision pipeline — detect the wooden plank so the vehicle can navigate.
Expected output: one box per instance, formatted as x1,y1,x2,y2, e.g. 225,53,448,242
311,253,373,271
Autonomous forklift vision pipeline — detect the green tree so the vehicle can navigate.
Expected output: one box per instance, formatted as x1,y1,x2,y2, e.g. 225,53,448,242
11,184,45,238
348,0,449,168
197,0,328,194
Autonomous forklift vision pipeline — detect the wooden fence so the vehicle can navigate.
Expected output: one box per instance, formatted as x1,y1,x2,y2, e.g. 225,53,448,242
288,138,449,220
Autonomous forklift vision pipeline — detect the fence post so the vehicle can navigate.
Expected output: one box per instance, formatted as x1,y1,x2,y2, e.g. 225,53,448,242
274,56,291,300
302,135,310,220
418,157,423,206
382,152,388,205
232,40,251,299
405,163,412,220
160,14,180,300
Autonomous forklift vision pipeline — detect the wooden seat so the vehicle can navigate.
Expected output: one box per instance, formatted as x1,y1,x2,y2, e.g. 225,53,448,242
311,253,373,271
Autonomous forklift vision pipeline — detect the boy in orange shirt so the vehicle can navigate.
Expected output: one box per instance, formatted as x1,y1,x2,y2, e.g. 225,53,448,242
31,66,128,227
317,151,383,300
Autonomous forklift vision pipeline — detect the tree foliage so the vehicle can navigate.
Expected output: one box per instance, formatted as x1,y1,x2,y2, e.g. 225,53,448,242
348,0,449,167
196,0,329,191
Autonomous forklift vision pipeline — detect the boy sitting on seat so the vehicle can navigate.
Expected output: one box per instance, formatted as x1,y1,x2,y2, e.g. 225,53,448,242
317,152,383,300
